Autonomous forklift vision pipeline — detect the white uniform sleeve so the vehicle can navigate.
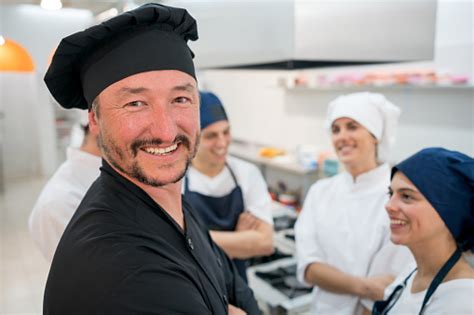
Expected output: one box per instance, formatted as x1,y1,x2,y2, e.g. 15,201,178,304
295,183,325,286
28,197,76,262
360,233,414,310
240,163,273,225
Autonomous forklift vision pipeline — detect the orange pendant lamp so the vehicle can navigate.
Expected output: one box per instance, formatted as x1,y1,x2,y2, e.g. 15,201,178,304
0,36,35,72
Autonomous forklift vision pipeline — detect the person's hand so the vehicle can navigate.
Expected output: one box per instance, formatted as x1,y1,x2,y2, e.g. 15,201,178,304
235,211,259,231
228,304,247,315
363,274,395,301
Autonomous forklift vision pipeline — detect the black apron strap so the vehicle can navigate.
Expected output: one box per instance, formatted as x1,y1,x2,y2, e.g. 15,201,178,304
186,164,238,190
225,162,239,186
372,268,417,315
419,246,462,314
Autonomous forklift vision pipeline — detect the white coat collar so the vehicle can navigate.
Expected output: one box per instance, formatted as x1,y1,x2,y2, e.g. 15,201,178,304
342,163,390,193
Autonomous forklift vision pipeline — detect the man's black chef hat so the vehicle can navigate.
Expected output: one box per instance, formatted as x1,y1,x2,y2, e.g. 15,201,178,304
44,3,198,110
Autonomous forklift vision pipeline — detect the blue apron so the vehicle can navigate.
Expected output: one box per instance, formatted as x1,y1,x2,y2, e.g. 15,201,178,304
372,247,462,315
184,164,248,282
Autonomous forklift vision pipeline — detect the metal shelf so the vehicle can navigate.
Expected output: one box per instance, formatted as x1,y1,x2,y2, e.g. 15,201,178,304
283,84,474,92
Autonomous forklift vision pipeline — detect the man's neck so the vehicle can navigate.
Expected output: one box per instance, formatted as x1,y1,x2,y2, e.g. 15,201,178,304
106,162,185,229
138,181,184,229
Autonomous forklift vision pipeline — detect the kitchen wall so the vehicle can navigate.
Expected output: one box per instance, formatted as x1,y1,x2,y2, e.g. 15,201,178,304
199,0,474,165
0,1,472,181
200,66,473,165
0,5,93,179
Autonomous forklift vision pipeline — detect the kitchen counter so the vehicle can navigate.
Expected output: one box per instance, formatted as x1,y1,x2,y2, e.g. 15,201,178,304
228,142,319,176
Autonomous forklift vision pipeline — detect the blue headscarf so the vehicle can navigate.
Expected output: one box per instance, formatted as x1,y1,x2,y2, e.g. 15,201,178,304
392,147,474,251
199,91,228,130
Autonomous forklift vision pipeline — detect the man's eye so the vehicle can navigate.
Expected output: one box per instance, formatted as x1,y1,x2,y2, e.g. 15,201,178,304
331,127,340,134
124,101,145,108
401,193,413,201
174,97,191,104
204,134,217,140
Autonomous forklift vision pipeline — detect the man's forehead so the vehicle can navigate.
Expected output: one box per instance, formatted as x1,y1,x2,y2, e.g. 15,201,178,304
203,120,230,133
103,70,197,94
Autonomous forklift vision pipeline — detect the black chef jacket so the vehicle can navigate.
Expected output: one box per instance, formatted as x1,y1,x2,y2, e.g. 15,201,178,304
43,160,260,315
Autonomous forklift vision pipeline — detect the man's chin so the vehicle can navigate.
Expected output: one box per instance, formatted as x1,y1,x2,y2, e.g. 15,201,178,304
131,160,190,188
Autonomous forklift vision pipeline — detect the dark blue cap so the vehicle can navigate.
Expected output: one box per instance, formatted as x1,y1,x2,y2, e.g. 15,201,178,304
392,147,474,251
199,91,228,130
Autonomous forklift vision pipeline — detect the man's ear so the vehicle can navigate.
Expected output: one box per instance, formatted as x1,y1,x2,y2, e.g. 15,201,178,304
88,109,99,136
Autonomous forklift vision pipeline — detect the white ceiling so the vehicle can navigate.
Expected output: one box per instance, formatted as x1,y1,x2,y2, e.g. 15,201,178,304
1,0,161,15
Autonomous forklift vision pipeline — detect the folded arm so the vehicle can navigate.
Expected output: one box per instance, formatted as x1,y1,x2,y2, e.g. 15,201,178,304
210,211,273,259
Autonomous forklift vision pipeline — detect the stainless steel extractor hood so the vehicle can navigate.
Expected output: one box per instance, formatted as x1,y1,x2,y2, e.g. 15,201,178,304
166,0,437,69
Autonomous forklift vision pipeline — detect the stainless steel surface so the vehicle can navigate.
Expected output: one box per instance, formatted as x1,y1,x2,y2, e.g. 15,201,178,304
173,0,437,68
248,258,312,315
247,204,311,314
294,0,437,61
3,0,437,68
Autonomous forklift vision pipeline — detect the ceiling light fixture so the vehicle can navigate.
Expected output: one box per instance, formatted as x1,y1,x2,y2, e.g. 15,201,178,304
0,37,35,72
40,0,62,11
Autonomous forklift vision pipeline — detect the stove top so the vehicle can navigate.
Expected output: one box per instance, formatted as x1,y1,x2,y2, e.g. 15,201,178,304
248,248,292,267
247,258,312,314
255,264,311,299
273,215,297,232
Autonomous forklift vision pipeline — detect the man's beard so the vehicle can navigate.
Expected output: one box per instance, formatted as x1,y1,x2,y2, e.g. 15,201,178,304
98,131,200,187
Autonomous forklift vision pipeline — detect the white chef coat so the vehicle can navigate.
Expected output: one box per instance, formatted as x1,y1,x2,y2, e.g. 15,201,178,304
295,163,413,315
184,156,273,225
384,264,474,315
29,147,101,262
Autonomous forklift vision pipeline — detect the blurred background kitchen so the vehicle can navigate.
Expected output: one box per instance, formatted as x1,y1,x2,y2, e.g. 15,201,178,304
0,0,472,314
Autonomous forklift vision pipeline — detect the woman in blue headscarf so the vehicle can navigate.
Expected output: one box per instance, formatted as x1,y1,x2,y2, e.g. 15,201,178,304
373,147,474,314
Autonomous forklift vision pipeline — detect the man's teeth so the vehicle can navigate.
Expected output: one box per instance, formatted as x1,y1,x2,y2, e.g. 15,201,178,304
143,144,178,155
391,219,408,225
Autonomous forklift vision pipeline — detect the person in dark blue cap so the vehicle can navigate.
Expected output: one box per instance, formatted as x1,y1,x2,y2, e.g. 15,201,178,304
184,91,274,283
373,147,474,314
42,3,260,314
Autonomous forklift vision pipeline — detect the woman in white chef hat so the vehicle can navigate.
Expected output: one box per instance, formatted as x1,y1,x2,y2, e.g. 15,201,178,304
295,92,412,315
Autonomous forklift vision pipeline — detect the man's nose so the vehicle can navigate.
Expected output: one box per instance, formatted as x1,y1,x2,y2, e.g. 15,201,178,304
215,133,228,147
148,105,178,143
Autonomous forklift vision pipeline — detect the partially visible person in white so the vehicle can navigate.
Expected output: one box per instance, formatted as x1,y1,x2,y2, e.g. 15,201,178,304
28,118,101,262
295,92,412,315
373,147,474,315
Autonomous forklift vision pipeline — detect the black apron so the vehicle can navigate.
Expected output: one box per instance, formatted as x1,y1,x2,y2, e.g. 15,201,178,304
372,247,462,315
184,164,248,282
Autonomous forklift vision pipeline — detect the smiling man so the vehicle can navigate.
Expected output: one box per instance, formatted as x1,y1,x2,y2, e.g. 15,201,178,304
42,4,259,314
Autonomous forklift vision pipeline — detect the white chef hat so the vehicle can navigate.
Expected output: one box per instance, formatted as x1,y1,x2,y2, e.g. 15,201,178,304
325,92,401,162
